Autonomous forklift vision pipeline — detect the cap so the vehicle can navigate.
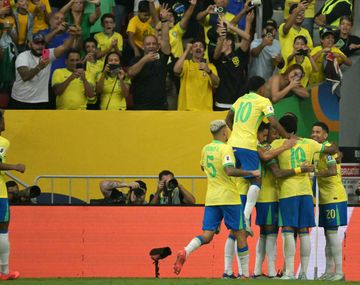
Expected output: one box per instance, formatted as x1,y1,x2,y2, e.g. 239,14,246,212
264,19,277,30
210,120,227,133
320,27,335,39
32,32,45,43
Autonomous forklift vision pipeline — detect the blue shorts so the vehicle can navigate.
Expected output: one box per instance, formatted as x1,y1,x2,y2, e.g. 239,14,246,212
233,147,260,179
240,194,247,207
0,198,9,223
202,205,245,231
278,195,315,228
256,202,279,226
319,201,347,228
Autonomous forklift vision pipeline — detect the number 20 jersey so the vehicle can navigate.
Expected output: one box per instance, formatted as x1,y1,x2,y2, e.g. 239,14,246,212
200,140,240,206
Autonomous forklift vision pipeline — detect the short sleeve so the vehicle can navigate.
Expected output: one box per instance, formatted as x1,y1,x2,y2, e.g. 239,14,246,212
15,52,29,68
51,69,63,86
127,17,137,34
222,146,235,168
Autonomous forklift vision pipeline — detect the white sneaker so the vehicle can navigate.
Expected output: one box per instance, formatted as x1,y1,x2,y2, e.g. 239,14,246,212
318,272,335,280
280,274,295,280
327,273,345,281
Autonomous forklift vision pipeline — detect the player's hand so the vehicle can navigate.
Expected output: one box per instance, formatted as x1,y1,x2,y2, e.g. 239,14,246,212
251,170,261,177
282,137,297,149
14,164,25,173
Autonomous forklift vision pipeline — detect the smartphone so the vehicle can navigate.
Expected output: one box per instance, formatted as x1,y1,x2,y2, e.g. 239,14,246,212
75,63,84,69
41,49,50,60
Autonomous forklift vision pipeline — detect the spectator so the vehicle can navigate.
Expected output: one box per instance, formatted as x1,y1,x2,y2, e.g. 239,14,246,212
174,40,219,111
86,0,116,35
94,13,123,61
314,0,352,28
283,0,316,38
334,16,360,57
0,4,17,96
13,0,34,52
279,2,313,62
267,63,308,103
127,0,156,57
310,27,351,85
99,180,148,205
52,49,95,110
82,37,103,83
150,170,195,205
282,35,318,87
60,0,101,42
28,0,51,33
134,0,159,15
96,51,130,110
249,19,283,81
9,28,80,109
127,19,170,110
212,15,252,110
6,181,39,205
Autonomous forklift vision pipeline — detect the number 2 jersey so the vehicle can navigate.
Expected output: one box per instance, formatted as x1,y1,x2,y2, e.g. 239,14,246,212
228,92,274,151
0,136,10,198
271,138,324,199
200,140,240,206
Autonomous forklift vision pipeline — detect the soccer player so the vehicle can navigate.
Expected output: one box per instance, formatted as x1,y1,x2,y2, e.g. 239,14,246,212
173,120,260,277
0,111,26,280
271,115,338,279
311,121,347,281
225,76,291,235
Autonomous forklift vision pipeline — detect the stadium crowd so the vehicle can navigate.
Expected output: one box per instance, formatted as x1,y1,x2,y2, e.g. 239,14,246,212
0,0,358,110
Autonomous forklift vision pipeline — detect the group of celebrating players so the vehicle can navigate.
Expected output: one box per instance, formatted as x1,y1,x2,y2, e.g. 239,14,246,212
173,76,347,281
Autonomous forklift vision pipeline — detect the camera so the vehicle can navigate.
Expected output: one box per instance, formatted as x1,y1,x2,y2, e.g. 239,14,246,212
297,49,308,56
165,178,179,192
109,64,121,71
249,0,262,9
214,6,224,13
132,187,145,197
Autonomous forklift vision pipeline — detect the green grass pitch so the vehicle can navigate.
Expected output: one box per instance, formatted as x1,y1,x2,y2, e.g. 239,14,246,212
5,279,360,285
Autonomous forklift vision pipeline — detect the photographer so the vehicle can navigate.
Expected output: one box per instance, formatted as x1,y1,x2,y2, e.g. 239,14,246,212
6,181,40,205
150,170,195,205
99,180,147,205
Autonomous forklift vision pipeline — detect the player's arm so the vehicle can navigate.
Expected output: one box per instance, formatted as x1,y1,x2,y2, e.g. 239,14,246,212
315,162,337,177
269,161,314,179
224,166,260,177
225,109,235,131
258,139,297,162
322,142,338,155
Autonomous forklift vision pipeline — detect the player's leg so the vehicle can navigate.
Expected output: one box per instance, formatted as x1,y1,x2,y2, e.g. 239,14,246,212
279,196,299,279
174,206,220,275
223,233,236,278
253,228,266,277
0,198,19,280
223,204,249,278
321,202,347,281
298,195,316,280
233,148,261,235
265,226,278,277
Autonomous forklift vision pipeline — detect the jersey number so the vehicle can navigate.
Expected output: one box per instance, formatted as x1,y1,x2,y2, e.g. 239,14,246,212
206,155,216,177
290,147,306,168
235,102,252,123
326,209,336,220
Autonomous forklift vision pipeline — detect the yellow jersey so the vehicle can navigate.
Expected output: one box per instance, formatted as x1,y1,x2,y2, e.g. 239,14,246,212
258,144,279,203
279,22,313,60
126,15,154,49
94,32,123,59
96,73,130,110
234,177,249,196
271,138,324,199
169,22,185,58
17,13,29,45
314,142,347,205
309,46,346,85
52,68,95,110
200,140,241,206
28,0,51,33
0,136,10,198
177,60,218,111
228,92,274,151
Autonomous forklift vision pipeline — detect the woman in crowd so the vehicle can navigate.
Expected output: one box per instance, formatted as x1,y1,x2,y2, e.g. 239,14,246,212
95,51,130,110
